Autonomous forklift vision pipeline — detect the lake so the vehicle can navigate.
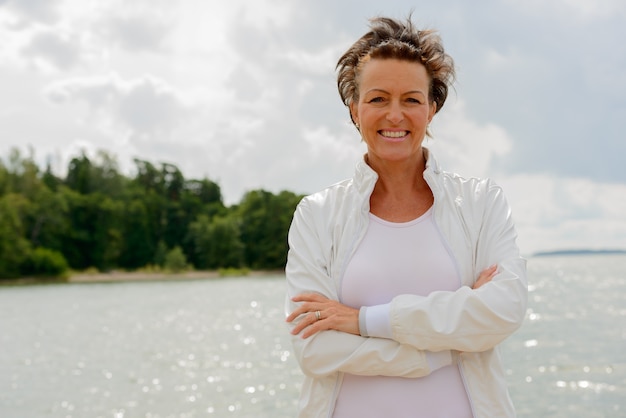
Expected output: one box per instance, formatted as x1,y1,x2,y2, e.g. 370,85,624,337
1,255,624,417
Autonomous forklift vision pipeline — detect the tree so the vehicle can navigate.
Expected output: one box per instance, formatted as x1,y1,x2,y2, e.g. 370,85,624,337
0,146,305,277
20,247,69,278
27,186,69,252
118,199,154,269
42,160,62,192
65,153,93,194
164,246,188,273
92,150,126,198
237,189,302,269
186,214,243,269
59,188,123,271
186,178,223,205
0,159,8,196
0,194,32,278
66,150,126,197
133,158,163,194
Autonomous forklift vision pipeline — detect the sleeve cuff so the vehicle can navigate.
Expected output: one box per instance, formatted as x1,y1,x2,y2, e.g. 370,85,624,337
359,304,392,339
359,307,369,337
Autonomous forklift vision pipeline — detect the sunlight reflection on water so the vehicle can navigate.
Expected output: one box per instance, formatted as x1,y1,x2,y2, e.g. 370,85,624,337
501,255,625,418
0,255,624,417
1,275,300,417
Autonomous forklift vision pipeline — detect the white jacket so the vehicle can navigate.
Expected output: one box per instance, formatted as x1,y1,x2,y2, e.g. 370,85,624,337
285,148,527,418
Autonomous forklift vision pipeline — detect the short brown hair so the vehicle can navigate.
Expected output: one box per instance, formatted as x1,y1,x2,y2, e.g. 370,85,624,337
337,16,455,124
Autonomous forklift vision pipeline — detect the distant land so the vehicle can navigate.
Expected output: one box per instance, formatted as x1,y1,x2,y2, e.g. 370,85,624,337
532,249,626,257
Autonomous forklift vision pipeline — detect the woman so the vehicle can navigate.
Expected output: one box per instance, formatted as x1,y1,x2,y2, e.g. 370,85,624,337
285,16,527,418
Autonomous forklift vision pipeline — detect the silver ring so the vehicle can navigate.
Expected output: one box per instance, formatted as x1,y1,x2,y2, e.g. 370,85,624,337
315,310,321,321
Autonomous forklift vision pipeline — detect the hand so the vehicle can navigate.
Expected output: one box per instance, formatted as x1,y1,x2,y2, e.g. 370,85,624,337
286,293,360,339
473,264,498,289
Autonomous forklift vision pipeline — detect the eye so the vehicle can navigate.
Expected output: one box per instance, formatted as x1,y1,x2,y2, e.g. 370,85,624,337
367,96,385,103
406,97,422,104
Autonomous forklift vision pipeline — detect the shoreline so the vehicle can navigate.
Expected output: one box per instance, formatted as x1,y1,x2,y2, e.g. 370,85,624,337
1,269,285,286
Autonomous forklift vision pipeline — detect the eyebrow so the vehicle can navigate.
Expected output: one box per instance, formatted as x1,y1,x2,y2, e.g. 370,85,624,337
365,88,427,96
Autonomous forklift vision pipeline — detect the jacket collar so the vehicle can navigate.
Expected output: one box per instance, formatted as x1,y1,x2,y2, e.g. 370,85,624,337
354,147,442,193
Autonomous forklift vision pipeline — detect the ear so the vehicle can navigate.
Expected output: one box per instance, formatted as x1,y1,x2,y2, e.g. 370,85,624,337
349,101,359,126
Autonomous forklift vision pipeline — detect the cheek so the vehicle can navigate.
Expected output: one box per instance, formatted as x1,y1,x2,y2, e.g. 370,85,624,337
413,109,432,124
357,107,378,124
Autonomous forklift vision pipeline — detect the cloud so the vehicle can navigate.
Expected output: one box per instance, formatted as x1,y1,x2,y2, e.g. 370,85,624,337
3,0,64,24
44,73,192,138
499,174,626,254
509,0,626,21
95,7,174,53
1,0,176,73
1,0,625,253
20,27,83,71
426,99,514,179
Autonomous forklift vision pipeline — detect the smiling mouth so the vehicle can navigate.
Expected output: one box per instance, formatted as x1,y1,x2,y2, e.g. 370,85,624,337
379,130,409,138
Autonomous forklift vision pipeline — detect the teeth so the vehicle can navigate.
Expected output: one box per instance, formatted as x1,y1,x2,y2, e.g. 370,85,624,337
380,130,408,138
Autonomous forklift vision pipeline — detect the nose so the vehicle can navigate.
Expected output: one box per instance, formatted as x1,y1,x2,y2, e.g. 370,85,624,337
386,100,404,124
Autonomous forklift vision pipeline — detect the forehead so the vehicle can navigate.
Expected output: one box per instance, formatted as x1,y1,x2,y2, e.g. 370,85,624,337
358,58,430,91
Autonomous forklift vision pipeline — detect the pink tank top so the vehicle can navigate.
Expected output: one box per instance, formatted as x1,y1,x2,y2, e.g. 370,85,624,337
334,208,473,418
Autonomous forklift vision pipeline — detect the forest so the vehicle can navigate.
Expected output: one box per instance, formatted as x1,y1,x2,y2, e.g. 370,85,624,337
0,147,304,280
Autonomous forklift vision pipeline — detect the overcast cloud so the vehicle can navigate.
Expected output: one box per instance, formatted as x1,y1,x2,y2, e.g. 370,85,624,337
1,0,625,255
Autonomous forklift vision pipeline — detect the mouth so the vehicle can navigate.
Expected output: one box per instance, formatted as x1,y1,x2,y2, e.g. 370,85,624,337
379,130,409,141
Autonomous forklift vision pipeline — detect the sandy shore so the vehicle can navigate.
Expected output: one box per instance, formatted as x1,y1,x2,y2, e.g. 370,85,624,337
69,270,219,283
68,269,283,283
0,270,284,286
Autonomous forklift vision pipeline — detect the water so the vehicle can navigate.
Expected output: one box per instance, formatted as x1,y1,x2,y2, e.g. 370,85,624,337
502,255,625,417
0,255,624,417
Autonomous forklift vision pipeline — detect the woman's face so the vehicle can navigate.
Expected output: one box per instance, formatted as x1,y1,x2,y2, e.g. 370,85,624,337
350,58,436,165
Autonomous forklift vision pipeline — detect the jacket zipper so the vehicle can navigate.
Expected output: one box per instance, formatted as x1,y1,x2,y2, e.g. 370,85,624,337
326,373,344,418
428,169,477,417
458,356,477,417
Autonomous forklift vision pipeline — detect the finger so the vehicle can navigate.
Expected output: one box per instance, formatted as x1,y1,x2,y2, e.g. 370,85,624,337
290,311,320,336
285,305,311,322
300,322,320,339
286,293,328,323
285,300,320,323
291,293,327,303
473,265,498,289
479,265,498,279
483,264,498,274
300,311,331,338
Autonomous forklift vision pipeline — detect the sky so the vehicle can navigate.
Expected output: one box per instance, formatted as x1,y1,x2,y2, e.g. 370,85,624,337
1,0,625,255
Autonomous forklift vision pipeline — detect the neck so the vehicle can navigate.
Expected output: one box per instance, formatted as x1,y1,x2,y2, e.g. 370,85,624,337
366,150,429,197
366,149,433,222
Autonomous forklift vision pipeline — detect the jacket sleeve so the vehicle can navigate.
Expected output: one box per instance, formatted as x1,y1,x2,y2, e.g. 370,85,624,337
285,199,438,379
389,179,528,352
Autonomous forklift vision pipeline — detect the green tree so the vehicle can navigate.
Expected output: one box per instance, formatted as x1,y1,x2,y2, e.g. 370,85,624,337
164,246,188,273
60,188,123,271
65,153,93,194
91,150,126,198
26,186,69,252
153,240,168,267
0,145,307,278
4,149,69,255
4,147,43,199
66,150,126,197
41,161,62,192
0,159,8,196
21,247,69,278
186,214,243,269
238,189,302,269
0,194,32,278
119,199,154,269
186,178,223,206
133,159,163,193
